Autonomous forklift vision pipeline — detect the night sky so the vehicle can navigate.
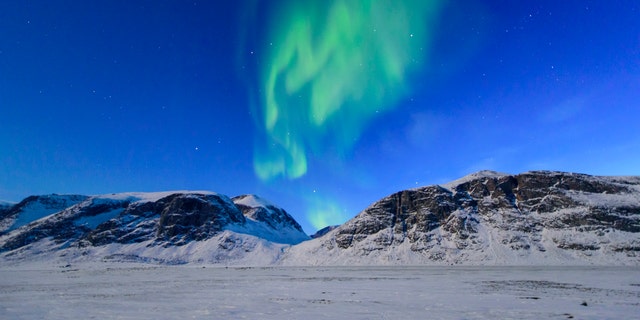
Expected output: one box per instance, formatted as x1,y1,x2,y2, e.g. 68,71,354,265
1,1,639,233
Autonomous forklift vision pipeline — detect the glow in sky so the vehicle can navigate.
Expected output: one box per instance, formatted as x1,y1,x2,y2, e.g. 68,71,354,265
2,1,639,234
254,0,443,181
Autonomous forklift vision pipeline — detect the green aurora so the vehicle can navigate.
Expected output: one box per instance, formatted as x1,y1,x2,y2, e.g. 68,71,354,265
254,0,444,181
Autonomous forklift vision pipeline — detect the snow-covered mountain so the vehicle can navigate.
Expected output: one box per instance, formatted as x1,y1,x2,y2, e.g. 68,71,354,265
0,191,307,265
282,171,640,266
310,225,340,239
231,194,309,245
1,171,639,266
0,200,16,209
0,194,87,234
0,201,15,218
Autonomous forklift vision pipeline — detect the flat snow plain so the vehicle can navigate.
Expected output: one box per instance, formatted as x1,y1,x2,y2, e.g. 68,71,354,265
1,263,639,319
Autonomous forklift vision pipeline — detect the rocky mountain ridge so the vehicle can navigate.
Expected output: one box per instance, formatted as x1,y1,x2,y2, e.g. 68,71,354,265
283,170,640,265
1,170,639,265
0,192,308,264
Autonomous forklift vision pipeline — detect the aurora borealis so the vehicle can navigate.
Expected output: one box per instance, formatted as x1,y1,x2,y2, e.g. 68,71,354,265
1,1,639,233
254,0,443,181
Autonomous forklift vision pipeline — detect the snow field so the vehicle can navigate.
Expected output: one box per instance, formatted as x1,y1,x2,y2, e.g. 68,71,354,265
0,264,638,319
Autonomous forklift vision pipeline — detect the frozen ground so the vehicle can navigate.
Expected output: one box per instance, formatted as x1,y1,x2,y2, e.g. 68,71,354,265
0,264,639,319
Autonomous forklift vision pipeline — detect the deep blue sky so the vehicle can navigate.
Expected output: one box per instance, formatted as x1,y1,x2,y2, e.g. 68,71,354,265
1,1,639,233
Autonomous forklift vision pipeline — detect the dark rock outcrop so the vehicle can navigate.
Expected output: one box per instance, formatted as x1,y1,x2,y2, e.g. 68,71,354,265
156,194,245,244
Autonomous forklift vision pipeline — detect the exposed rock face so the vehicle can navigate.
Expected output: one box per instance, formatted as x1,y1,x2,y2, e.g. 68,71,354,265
288,171,640,265
156,194,245,244
78,193,247,247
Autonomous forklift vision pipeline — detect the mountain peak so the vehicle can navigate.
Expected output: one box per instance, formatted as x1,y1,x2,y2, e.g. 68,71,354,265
440,170,509,190
232,194,275,209
231,194,309,245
